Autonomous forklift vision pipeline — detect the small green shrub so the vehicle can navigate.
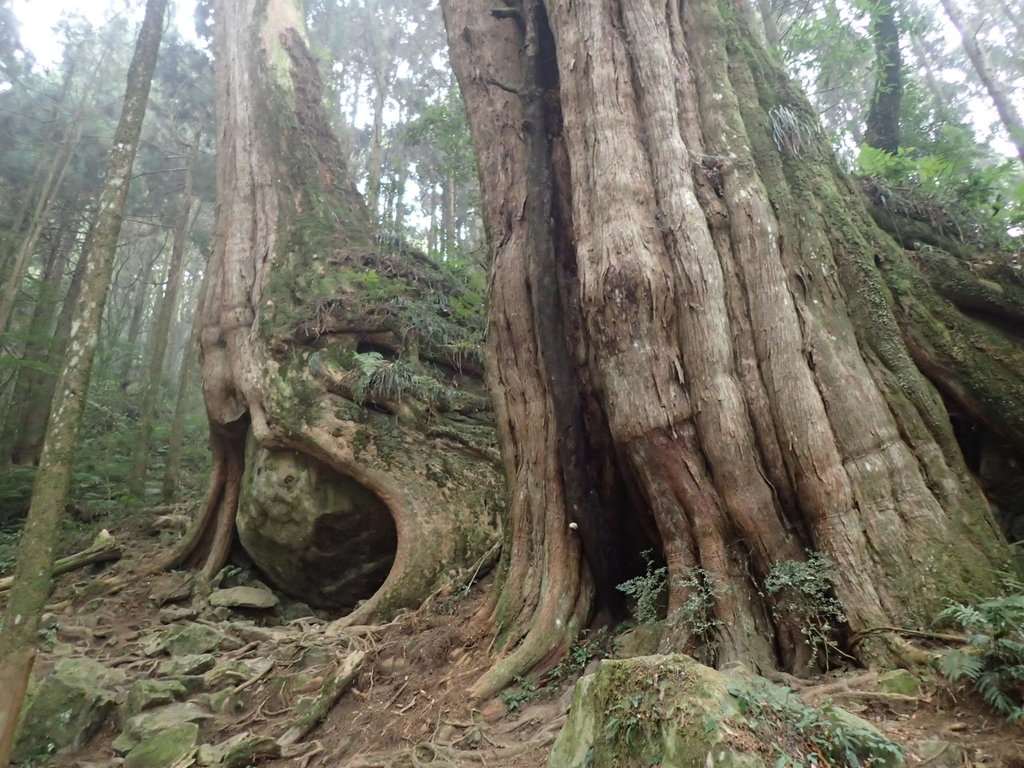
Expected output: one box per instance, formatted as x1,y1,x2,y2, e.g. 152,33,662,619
936,576,1024,723
617,550,667,625
499,675,537,712
763,553,846,665
731,680,903,767
547,628,611,685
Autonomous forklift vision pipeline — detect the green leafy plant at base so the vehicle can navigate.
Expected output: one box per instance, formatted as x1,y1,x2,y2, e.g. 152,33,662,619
547,628,612,685
936,576,1024,723
731,681,903,767
763,553,847,666
617,550,668,625
499,675,537,713
671,567,727,664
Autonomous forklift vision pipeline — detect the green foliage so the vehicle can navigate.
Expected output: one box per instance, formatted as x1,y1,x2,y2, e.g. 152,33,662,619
763,553,847,665
671,567,727,662
857,131,1024,247
617,550,668,625
731,681,903,767
768,106,816,156
548,628,612,685
936,576,1024,723
499,675,538,713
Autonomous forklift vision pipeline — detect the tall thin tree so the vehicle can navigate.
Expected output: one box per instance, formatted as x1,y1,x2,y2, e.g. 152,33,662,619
0,0,167,758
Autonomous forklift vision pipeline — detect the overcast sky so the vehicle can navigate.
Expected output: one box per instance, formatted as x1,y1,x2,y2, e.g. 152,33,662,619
12,0,197,69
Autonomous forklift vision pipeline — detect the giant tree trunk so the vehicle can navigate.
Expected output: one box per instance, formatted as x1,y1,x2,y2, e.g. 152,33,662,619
442,0,1017,700
166,0,501,624
0,0,167,758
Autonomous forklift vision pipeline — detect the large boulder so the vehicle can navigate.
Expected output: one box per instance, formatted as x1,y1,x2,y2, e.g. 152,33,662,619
548,655,904,768
12,657,127,763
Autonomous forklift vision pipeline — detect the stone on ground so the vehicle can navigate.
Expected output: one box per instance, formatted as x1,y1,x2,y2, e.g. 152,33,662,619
122,722,199,768
12,657,126,763
548,655,904,768
209,585,279,609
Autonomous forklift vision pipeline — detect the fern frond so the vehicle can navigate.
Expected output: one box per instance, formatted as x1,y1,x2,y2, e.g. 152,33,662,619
937,649,984,681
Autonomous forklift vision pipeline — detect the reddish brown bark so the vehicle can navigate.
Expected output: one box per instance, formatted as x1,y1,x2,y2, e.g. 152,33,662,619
442,0,1016,700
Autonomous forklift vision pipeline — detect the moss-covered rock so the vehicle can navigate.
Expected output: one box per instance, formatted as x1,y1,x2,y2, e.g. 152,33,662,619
12,657,126,763
547,655,904,768
122,722,199,768
120,679,189,723
113,702,212,754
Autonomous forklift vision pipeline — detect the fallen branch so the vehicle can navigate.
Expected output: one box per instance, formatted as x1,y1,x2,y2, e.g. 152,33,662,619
0,530,121,593
278,650,367,748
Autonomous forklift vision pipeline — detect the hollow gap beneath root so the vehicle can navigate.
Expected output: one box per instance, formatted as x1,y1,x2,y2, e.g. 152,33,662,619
237,447,398,612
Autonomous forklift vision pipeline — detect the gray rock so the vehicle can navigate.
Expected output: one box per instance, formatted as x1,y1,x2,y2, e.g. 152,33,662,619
236,446,397,609
12,657,126,763
120,679,189,723
160,622,227,656
913,739,966,768
548,655,904,768
196,732,279,767
612,622,665,658
209,586,279,609
157,653,217,676
123,722,199,768
876,668,919,696
149,573,192,606
158,605,197,624
113,702,211,754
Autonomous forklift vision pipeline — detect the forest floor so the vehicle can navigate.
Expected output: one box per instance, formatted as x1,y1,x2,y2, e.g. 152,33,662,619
3,504,1023,768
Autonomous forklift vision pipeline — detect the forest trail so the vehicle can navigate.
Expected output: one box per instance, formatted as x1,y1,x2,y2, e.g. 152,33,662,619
3,506,1022,768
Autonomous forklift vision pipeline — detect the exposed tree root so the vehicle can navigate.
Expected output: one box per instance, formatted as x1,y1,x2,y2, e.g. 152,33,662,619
0,530,121,594
277,649,367,748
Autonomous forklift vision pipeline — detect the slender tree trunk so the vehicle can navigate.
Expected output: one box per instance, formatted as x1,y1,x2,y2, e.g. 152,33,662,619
441,172,456,257
161,316,200,501
0,124,77,335
910,31,953,120
0,0,166,759
864,0,902,153
1,226,75,463
443,0,1015,700
117,242,162,388
365,68,388,220
128,151,196,498
756,0,781,48
0,61,77,281
939,0,1024,163
10,223,93,467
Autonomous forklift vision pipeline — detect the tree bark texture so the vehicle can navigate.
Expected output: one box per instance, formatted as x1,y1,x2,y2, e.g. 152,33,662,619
443,0,1016,699
864,0,902,154
0,0,166,759
167,0,501,625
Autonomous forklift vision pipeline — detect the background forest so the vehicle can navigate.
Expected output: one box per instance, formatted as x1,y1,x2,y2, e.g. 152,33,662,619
0,0,1021,546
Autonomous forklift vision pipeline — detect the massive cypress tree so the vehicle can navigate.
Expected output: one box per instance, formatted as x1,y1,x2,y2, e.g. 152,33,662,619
441,0,1020,699
167,0,501,624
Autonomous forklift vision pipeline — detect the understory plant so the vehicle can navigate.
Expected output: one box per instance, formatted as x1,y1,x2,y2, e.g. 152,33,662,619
936,576,1024,723
616,550,667,625
763,553,847,666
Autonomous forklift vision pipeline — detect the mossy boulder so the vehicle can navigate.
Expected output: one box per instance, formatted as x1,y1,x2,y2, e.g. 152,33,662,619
122,722,199,768
120,679,189,723
113,702,212,754
12,657,126,762
548,655,904,768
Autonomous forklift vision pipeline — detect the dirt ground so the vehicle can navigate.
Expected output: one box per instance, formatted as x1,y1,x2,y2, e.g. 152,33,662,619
7,510,1024,768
